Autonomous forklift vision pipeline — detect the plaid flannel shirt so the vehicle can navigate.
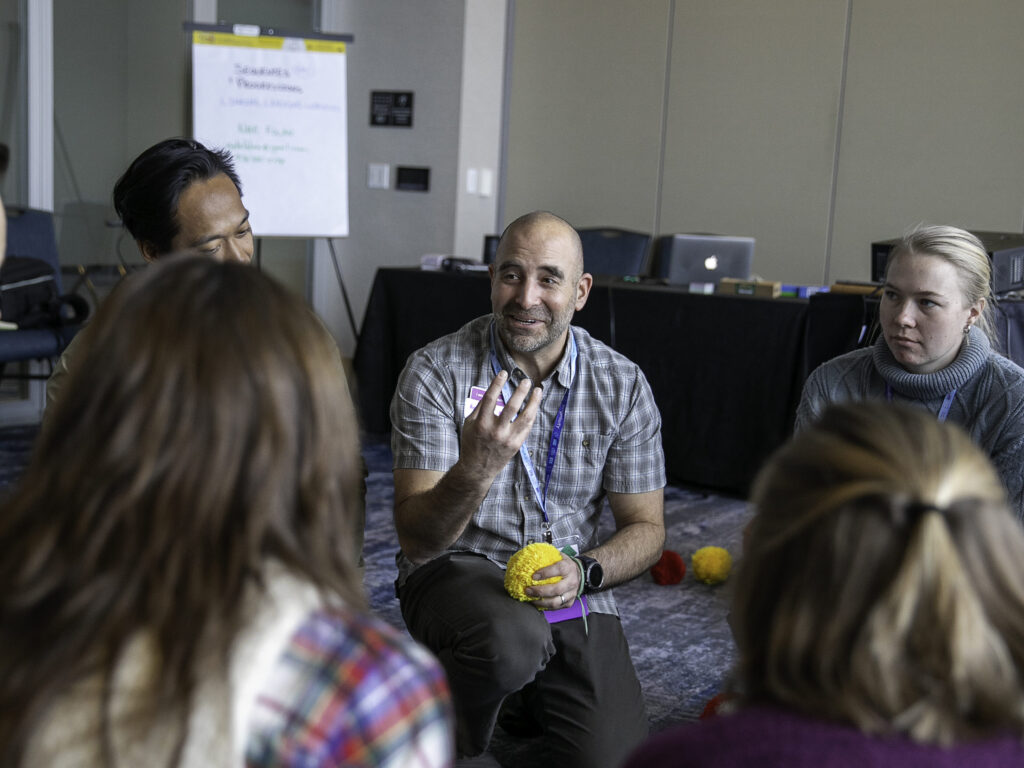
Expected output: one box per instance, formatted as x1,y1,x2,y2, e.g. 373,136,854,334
246,607,454,767
391,315,666,616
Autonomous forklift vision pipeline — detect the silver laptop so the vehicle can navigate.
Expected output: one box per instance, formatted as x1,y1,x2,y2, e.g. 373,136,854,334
663,234,755,285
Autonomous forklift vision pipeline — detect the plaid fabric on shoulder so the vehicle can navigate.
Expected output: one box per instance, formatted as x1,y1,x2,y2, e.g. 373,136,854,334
246,607,453,768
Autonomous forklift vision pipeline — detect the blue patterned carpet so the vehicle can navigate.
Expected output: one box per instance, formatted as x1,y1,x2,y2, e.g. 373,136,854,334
1,426,751,766
361,439,751,765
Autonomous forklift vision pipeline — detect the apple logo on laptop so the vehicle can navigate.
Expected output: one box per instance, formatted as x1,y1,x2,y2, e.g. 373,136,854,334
704,255,719,271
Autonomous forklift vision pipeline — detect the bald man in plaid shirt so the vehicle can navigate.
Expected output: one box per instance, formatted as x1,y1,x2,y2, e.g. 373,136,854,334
390,211,666,767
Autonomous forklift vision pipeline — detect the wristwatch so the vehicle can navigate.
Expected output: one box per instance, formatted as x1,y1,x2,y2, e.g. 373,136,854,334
577,555,604,593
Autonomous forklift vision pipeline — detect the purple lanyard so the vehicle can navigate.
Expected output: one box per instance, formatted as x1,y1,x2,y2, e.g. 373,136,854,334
885,384,956,423
488,322,577,527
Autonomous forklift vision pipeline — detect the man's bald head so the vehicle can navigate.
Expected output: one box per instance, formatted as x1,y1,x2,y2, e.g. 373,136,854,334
497,211,585,281
489,211,593,379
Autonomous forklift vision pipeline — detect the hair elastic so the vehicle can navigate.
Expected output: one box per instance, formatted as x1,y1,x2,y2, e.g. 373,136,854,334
904,501,945,526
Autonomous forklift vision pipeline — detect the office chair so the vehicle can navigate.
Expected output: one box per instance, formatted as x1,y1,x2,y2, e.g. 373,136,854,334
0,207,85,380
576,227,652,277
482,234,500,264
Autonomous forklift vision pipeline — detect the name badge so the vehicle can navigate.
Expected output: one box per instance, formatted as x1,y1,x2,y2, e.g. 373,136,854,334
545,594,589,624
464,385,506,418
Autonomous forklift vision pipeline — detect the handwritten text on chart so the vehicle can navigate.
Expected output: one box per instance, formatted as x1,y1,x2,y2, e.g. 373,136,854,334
238,124,294,137
219,97,341,112
227,123,309,166
228,64,304,94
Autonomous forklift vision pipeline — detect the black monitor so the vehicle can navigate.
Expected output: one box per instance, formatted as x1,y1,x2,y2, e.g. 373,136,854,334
482,234,500,264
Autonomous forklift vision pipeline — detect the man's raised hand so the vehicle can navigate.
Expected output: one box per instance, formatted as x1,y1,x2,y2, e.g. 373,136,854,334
461,371,542,479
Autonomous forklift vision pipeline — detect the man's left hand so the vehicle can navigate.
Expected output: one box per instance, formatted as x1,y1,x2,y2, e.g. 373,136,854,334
526,554,581,610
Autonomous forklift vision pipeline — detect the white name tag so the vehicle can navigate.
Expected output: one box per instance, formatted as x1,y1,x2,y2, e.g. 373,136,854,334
463,385,506,418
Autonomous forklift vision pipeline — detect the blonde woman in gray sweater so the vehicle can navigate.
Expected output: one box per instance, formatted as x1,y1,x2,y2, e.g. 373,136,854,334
797,224,1024,521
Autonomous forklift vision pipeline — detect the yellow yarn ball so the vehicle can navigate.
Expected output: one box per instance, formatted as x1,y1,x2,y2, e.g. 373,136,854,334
692,546,732,585
504,542,564,601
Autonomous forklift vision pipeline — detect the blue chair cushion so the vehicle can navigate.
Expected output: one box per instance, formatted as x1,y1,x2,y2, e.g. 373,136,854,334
0,325,81,364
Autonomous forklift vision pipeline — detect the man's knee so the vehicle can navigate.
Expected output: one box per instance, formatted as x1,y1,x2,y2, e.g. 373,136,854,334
449,609,555,690
399,553,556,689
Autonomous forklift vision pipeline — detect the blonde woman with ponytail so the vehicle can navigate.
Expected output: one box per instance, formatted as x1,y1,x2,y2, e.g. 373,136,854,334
625,401,1024,767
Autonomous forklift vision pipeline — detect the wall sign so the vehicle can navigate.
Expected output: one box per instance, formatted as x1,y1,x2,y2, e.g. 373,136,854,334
371,91,414,127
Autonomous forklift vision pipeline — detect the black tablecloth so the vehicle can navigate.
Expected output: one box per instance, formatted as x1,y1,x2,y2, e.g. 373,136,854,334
354,269,809,494
353,271,1024,495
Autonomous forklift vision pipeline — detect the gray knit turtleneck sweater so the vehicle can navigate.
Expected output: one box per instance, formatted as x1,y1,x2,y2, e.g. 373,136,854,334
796,327,1024,521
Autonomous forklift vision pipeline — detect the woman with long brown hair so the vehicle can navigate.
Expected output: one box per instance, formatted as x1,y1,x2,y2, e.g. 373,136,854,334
0,257,453,766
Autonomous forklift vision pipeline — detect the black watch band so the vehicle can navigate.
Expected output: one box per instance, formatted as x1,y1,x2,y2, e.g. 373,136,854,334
577,555,604,593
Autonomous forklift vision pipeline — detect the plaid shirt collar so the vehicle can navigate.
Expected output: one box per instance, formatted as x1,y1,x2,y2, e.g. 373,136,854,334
489,317,577,390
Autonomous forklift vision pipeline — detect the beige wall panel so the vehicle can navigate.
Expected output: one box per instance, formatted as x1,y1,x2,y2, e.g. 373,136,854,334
659,0,849,285
830,0,1024,283
504,0,671,232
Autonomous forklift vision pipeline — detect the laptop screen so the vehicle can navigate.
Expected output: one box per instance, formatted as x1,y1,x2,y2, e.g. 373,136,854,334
663,234,755,285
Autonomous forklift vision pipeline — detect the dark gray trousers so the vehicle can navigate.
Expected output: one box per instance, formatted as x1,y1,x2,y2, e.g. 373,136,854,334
398,552,648,768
